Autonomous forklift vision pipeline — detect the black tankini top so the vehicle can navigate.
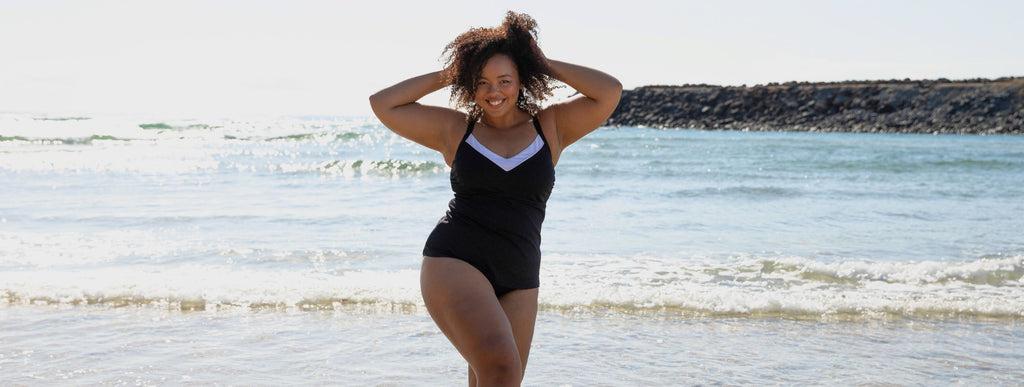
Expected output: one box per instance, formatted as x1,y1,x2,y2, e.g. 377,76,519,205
422,118,555,289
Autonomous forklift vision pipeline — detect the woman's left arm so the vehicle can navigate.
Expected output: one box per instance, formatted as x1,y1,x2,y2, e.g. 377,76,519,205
544,59,622,150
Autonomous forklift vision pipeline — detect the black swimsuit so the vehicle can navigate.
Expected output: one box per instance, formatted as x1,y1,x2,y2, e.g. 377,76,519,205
422,118,555,297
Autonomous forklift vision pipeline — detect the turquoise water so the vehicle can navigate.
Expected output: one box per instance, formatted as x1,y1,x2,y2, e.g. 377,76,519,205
1,113,1022,384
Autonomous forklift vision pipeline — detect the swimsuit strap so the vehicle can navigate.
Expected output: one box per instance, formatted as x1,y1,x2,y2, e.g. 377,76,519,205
531,116,548,145
461,120,476,142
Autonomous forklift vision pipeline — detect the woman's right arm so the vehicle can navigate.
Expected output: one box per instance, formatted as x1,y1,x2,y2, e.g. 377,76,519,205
369,71,466,162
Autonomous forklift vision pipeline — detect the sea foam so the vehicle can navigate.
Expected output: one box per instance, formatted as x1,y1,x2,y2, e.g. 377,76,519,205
2,255,1020,319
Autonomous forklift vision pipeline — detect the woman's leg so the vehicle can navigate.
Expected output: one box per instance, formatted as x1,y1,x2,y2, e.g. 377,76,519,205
420,257,524,386
499,288,539,377
468,288,539,386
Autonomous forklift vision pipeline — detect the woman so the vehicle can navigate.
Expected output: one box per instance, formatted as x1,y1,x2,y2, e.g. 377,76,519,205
369,11,620,386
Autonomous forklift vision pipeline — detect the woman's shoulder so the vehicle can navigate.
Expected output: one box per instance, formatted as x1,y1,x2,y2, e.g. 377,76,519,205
534,109,562,153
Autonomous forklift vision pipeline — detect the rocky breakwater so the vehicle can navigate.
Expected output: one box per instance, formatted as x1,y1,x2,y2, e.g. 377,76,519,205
607,77,1024,135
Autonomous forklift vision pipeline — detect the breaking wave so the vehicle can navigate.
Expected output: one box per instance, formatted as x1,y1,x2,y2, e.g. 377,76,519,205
3,255,1021,320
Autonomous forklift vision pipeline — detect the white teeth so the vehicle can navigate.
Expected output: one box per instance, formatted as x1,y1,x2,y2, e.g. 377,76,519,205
488,99,503,106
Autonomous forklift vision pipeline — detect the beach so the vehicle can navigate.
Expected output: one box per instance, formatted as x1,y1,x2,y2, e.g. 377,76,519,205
2,114,1022,385
4,305,1022,385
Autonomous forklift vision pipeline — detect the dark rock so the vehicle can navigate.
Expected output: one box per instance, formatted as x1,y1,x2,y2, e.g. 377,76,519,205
606,77,1024,135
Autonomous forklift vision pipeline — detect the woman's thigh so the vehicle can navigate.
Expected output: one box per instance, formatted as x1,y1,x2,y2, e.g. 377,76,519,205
499,288,539,371
420,257,521,370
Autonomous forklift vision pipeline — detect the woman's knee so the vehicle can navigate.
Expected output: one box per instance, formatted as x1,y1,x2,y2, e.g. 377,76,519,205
471,334,523,383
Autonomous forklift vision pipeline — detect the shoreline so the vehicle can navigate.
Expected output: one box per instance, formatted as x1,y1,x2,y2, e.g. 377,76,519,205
607,77,1024,135
2,303,1021,385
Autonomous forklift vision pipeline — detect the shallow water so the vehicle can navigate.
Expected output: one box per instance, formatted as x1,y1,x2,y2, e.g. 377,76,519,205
2,305,1021,385
2,113,1022,384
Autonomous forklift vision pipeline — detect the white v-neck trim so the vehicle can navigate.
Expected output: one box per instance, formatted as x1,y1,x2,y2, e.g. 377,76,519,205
466,134,543,172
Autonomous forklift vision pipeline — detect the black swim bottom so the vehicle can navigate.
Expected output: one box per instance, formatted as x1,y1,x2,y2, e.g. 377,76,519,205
492,283,517,299
421,256,529,298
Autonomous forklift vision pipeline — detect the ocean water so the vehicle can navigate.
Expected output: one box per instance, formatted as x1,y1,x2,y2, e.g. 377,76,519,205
1,113,1022,385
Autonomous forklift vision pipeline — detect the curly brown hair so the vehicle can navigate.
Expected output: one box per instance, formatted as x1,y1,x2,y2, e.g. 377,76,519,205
441,11,556,120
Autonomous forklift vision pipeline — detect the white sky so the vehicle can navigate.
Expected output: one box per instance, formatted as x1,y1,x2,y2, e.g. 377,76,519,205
2,0,1022,118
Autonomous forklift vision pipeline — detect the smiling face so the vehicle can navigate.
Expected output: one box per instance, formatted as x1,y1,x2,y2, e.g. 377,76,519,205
474,54,522,118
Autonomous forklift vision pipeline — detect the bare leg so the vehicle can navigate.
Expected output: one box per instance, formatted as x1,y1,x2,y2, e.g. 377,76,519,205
421,257,524,386
467,288,538,386
501,288,539,377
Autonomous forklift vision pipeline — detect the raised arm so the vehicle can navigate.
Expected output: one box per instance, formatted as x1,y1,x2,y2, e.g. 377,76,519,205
543,59,622,150
369,71,466,165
